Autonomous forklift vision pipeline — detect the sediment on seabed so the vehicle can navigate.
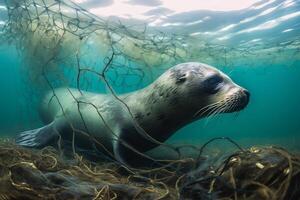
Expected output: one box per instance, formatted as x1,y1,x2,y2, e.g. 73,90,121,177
0,140,299,200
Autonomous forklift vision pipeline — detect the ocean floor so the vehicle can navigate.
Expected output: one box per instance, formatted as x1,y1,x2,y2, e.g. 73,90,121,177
0,140,299,200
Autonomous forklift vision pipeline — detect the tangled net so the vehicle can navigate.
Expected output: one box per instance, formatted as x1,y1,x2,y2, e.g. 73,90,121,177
0,140,174,199
0,140,299,200
2,0,191,89
2,0,299,88
1,0,300,199
0,0,223,169
180,147,300,200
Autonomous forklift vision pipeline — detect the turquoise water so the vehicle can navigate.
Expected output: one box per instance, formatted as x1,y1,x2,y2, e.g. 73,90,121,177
0,0,299,153
0,46,299,152
172,63,300,150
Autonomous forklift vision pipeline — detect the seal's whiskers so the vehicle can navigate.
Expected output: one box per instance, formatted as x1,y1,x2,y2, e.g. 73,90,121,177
194,100,223,117
204,102,228,125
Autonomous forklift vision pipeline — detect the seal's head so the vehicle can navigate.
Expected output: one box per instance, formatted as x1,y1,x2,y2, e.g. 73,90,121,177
159,62,250,120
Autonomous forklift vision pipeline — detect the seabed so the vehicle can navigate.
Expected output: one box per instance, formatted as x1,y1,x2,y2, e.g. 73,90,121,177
0,140,299,200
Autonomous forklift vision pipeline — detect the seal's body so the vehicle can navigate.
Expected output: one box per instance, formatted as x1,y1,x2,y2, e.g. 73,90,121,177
16,62,250,164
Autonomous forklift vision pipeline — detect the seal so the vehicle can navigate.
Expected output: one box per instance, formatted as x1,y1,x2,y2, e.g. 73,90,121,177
16,62,250,164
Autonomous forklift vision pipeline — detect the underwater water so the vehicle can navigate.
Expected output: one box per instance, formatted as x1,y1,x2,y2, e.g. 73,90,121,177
0,0,299,151
0,0,299,199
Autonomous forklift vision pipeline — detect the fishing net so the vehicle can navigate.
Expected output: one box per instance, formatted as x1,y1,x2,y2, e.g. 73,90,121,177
2,0,190,89
1,0,211,168
0,140,173,199
0,0,187,168
180,146,300,200
0,0,300,199
2,0,299,89
0,140,299,200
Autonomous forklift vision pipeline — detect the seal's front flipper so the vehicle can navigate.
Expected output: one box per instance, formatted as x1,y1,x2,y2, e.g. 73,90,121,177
15,121,59,148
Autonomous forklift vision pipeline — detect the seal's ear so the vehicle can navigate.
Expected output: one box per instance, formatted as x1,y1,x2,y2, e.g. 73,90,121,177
176,73,187,84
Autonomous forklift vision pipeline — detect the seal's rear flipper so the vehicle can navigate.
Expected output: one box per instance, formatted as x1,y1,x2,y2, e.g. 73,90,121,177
15,122,59,148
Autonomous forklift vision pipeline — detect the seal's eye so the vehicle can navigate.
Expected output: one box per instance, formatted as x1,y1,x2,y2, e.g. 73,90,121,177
207,75,223,85
203,75,223,94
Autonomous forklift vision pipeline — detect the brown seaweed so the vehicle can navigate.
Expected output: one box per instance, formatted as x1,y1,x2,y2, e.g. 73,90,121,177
180,147,300,200
0,140,299,200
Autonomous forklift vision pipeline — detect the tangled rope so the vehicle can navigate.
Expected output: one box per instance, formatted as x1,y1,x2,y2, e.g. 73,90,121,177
0,0,300,199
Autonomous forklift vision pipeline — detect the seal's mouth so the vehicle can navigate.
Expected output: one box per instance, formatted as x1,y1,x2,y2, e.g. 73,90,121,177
223,89,250,113
193,89,250,118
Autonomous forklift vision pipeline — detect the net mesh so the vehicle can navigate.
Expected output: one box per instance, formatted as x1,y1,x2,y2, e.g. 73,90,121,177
2,0,190,88
1,0,204,168
0,0,300,199
0,140,299,200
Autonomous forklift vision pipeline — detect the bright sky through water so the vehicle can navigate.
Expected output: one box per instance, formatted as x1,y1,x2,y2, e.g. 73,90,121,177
74,0,263,19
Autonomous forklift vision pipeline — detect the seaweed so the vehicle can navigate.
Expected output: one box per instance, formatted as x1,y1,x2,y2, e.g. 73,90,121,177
0,140,173,200
180,146,300,200
0,140,299,200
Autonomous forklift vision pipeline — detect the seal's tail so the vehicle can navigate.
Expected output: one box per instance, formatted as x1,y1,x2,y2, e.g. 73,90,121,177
15,122,58,148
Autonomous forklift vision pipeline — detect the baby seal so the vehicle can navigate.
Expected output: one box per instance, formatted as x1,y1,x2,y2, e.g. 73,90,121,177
16,62,250,164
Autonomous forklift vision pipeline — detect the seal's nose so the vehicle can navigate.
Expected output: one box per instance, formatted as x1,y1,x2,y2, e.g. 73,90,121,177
243,89,250,103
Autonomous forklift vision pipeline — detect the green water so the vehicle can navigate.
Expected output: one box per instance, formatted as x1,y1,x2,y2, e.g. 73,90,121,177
0,0,299,154
0,44,299,152
171,63,300,151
